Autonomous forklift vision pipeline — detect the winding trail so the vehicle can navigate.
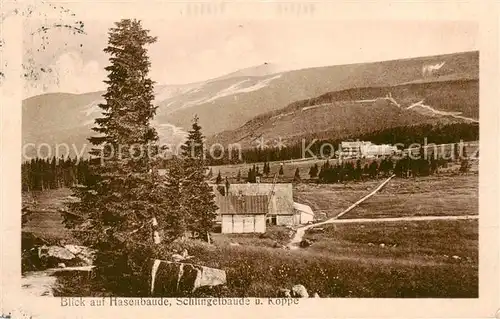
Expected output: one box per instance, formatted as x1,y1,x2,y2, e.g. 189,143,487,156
287,175,395,249
287,174,479,250
314,214,478,224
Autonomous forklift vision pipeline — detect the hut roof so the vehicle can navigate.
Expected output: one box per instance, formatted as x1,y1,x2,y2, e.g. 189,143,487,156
211,183,294,215
215,194,269,215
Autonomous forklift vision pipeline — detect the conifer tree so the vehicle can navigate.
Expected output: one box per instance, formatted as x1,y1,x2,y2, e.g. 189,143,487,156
309,163,318,178
64,19,176,294
459,158,471,173
236,169,241,182
225,177,230,193
368,161,379,179
293,168,301,182
278,164,284,176
263,162,270,176
247,167,256,183
354,159,362,180
180,115,218,241
215,171,222,184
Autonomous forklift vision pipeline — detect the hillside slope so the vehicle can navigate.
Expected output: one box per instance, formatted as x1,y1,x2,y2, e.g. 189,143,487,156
22,51,478,158
209,79,478,148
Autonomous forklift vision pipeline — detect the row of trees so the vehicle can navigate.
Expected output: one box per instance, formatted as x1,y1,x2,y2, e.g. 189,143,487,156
21,157,91,192
203,153,471,188
210,162,283,184
206,122,479,165
310,156,470,183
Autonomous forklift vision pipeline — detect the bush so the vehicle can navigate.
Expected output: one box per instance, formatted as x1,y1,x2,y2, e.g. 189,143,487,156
55,237,478,298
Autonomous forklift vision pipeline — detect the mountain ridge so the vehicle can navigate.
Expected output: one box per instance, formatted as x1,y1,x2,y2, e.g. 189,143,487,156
22,50,479,158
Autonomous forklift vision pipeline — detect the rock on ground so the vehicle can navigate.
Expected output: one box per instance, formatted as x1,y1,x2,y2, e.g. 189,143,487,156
39,246,75,260
151,260,226,296
277,288,292,297
64,245,83,255
291,284,309,298
36,245,95,268
299,239,312,248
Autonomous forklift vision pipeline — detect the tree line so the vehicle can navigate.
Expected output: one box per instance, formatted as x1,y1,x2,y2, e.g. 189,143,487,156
211,149,471,185
22,157,91,192
207,122,479,165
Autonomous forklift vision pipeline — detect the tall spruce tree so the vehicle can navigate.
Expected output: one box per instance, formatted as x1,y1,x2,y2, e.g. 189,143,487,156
180,115,218,241
293,168,301,182
64,19,174,295
309,163,318,178
215,171,222,184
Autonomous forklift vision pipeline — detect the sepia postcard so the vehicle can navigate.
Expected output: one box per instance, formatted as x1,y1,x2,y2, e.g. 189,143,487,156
1,0,499,318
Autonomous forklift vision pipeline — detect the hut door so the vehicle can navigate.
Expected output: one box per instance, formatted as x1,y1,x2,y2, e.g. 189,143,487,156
243,215,255,233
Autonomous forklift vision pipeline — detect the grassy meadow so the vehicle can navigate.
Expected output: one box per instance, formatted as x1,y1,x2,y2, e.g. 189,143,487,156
294,173,478,219
24,170,478,298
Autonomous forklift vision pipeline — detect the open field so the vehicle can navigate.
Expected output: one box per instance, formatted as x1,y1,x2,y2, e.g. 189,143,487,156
294,173,478,219
23,172,478,298
303,219,477,263
22,188,76,242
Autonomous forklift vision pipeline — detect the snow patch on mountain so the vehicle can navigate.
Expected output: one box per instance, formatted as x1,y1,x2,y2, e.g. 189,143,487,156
422,61,446,77
154,84,204,103
81,99,104,117
406,100,478,123
181,74,282,107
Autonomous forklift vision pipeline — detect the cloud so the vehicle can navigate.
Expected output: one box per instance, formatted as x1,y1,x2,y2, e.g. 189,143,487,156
25,51,106,96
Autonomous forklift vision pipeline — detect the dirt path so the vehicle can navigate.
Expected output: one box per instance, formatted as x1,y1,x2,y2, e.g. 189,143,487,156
318,214,478,224
21,266,94,297
288,175,395,249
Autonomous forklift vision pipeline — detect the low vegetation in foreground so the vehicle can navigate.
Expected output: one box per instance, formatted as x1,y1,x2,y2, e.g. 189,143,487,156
46,173,478,298
54,231,477,298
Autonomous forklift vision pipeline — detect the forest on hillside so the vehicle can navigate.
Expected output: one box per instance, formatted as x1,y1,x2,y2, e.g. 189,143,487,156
207,122,479,165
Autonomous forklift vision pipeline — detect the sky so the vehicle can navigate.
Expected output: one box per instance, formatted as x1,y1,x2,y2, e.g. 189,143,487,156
21,2,479,97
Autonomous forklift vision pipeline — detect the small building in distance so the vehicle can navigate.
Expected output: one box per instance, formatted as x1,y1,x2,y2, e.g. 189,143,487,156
211,183,296,226
216,194,268,233
339,141,398,159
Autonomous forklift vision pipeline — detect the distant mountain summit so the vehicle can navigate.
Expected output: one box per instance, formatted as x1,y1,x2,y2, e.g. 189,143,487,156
22,51,478,158
212,62,287,81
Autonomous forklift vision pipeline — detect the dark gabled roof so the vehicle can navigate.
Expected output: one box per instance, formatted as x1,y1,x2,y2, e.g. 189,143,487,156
215,194,269,215
210,183,294,215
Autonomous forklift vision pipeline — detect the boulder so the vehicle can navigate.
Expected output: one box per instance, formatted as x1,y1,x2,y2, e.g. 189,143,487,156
36,245,95,268
76,247,96,265
277,288,292,297
151,260,226,296
313,292,320,298
38,246,75,261
299,239,312,248
64,245,83,255
291,284,309,298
